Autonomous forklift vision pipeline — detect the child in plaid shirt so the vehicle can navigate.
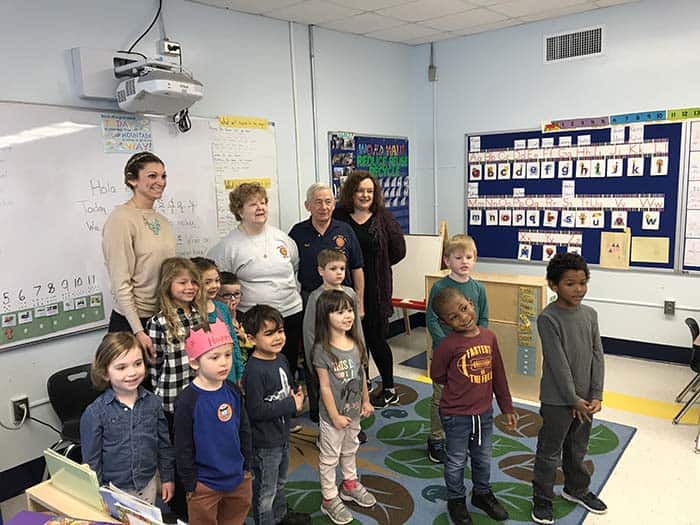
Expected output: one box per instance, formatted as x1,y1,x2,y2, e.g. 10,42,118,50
147,257,210,423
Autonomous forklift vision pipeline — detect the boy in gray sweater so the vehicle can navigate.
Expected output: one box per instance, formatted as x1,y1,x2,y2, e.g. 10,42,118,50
531,253,607,525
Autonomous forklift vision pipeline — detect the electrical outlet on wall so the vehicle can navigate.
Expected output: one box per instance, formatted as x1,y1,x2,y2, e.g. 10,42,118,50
663,300,675,315
10,395,29,425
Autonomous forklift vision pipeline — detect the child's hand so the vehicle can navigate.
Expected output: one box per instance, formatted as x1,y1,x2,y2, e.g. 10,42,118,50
588,399,602,414
332,414,352,429
161,481,175,503
572,399,592,422
361,401,374,418
504,412,517,430
292,387,304,412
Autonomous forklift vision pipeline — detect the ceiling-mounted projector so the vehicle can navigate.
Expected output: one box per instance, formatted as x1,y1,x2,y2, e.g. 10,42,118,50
115,58,203,115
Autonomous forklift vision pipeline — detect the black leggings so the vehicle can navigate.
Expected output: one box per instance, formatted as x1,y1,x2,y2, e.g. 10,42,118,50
362,310,394,389
282,310,303,381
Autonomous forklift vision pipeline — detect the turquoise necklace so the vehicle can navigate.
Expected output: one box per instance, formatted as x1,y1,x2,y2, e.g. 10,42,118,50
143,215,161,235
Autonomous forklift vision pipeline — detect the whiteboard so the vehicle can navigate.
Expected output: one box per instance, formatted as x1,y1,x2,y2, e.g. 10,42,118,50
392,234,444,301
0,102,278,350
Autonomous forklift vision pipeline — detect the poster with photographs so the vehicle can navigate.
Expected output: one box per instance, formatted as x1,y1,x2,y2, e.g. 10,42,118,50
329,132,409,232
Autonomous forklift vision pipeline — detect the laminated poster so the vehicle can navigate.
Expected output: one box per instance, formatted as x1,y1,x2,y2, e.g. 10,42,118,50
630,236,669,264
599,229,631,269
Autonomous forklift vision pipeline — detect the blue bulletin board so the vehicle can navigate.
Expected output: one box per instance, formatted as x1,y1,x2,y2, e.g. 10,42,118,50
465,123,682,269
329,132,409,232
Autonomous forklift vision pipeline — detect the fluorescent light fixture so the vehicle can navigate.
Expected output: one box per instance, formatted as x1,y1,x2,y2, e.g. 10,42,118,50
0,121,95,149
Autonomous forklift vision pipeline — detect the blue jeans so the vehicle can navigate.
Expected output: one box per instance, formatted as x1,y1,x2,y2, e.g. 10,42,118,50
252,444,289,525
441,410,493,499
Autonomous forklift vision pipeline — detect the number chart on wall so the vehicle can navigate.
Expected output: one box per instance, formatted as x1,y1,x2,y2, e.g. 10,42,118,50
465,122,682,269
329,132,409,232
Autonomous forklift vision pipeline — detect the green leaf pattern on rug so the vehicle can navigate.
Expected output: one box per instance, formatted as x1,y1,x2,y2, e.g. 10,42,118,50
492,434,532,457
385,448,470,479
588,424,619,455
414,397,431,419
285,480,324,514
361,412,376,430
376,419,430,446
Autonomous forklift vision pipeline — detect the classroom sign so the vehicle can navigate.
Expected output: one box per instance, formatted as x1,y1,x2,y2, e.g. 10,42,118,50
329,132,409,232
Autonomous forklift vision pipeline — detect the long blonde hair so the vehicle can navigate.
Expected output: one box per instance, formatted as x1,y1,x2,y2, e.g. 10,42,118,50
156,257,209,344
313,289,368,367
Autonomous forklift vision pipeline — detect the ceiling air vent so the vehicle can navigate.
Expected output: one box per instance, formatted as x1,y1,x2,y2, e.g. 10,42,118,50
545,27,603,63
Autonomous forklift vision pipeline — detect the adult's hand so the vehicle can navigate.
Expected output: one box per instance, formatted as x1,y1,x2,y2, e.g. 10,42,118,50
136,330,155,362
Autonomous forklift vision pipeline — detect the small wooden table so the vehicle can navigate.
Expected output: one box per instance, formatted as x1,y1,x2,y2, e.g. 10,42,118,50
25,480,119,523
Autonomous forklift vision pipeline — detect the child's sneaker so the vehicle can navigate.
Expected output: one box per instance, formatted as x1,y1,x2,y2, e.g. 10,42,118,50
339,481,376,507
321,497,353,525
447,497,473,525
560,489,607,514
370,388,399,408
531,500,554,524
471,491,508,521
358,429,367,444
427,438,446,463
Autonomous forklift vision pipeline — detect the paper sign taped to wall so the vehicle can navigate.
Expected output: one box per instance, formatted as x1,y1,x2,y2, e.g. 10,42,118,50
599,229,630,269
630,236,669,263
223,177,272,190
218,115,268,129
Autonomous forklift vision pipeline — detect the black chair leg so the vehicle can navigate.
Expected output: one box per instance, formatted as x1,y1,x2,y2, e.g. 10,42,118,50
675,374,700,403
672,389,700,424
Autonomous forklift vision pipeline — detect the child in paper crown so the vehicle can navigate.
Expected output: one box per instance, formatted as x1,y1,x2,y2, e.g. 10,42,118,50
174,319,252,525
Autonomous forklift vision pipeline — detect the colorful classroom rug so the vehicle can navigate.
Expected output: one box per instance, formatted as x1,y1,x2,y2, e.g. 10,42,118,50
284,378,636,525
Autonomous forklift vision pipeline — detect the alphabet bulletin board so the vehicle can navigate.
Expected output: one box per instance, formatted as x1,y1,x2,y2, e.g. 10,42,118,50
465,122,682,269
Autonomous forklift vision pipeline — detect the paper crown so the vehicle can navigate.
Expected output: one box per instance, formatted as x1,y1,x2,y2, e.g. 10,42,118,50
185,319,233,361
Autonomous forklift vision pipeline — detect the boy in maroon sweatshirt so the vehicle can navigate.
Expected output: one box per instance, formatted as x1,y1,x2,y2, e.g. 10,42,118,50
430,287,516,525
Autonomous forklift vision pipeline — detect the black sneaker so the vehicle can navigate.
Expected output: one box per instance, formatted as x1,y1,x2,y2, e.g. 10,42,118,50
531,500,554,524
447,497,472,525
358,429,367,444
560,489,607,514
370,388,399,408
279,510,312,525
471,491,508,521
427,438,446,463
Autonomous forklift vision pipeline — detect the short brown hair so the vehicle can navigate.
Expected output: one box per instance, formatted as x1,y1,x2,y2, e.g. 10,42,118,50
337,170,384,213
444,234,477,258
124,151,164,190
229,182,268,221
317,248,347,269
90,333,145,390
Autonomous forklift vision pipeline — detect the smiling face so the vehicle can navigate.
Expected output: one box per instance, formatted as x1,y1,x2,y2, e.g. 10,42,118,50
190,344,233,388
106,346,145,397
128,161,166,203
201,268,221,300
352,177,375,212
238,194,268,228
550,269,588,309
438,294,478,335
445,249,476,281
306,188,334,225
170,270,198,308
328,304,355,334
251,319,286,358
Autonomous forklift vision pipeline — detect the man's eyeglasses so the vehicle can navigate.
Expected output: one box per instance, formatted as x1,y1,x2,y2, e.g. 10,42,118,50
219,292,242,300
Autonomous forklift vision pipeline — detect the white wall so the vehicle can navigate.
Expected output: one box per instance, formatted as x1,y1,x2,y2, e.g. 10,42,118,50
0,0,420,470
416,0,700,353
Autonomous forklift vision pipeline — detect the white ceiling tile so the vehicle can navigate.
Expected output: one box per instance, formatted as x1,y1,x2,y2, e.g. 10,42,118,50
490,0,591,18
376,0,473,23
404,31,459,45
264,0,361,24
594,0,638,6
192,0,303,15
322,12,405,33
326,0,414,10
423,7,507,31
452,17,521,35
366,23,442,42
519,1,598,22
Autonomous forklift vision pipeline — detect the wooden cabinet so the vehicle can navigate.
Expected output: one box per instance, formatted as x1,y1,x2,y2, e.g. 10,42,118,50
425,271,549,402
